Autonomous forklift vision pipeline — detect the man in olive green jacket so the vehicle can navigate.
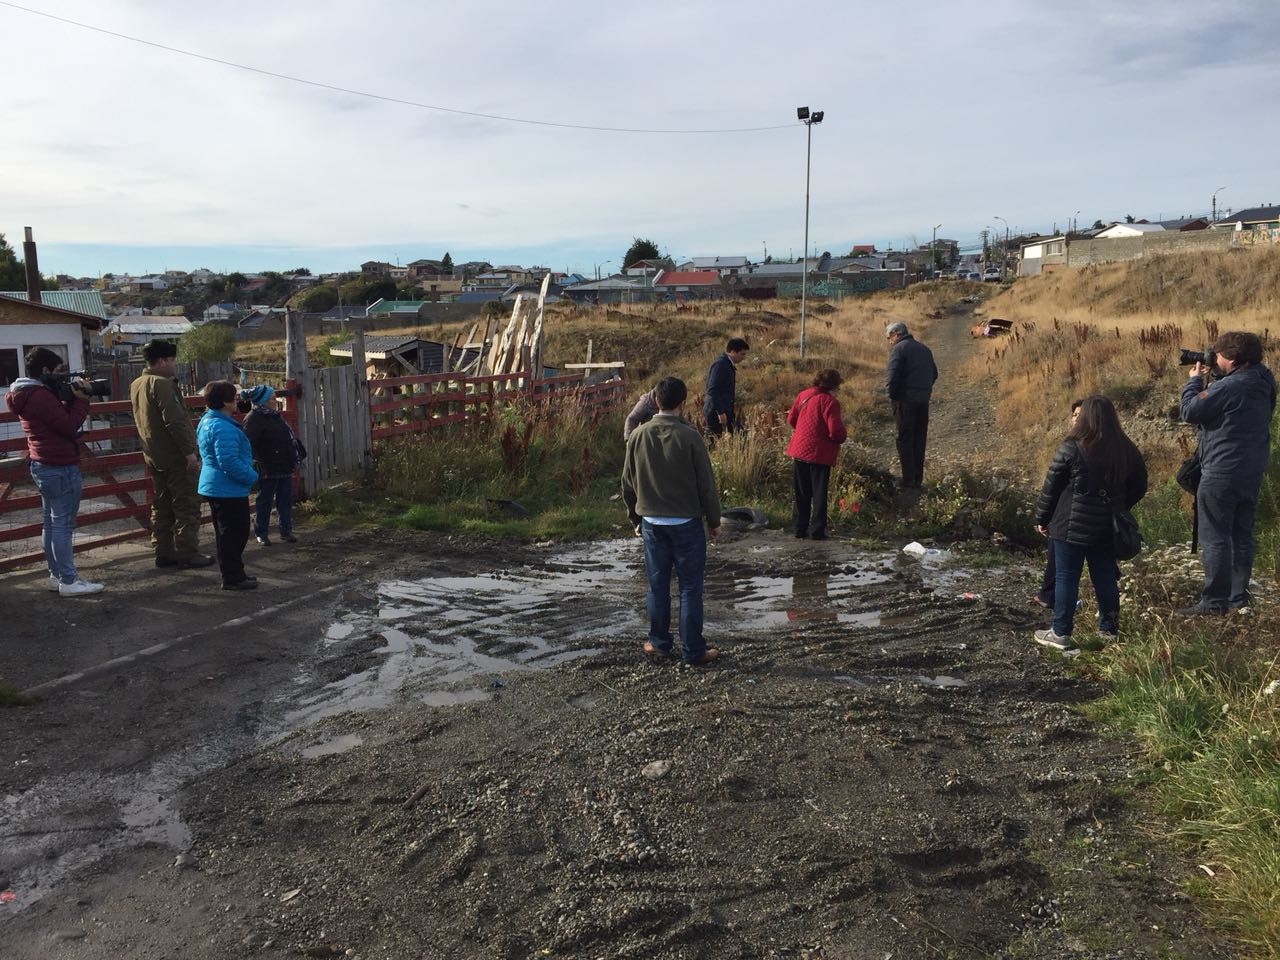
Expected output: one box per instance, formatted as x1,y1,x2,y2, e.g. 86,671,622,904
129,340,212,568
621,376,721,665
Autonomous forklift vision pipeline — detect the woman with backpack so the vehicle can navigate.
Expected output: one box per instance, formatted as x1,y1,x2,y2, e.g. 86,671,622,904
239,384,302,546
1032,395,1147,651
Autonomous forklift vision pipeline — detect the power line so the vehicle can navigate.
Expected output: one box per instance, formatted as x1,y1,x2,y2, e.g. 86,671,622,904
1,1,795,135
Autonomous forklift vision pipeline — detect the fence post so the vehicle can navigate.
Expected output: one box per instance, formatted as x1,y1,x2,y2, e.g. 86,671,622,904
285,309,315,498
351,324,371,469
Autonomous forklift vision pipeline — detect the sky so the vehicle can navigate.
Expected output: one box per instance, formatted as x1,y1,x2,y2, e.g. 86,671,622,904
2,0,1278,278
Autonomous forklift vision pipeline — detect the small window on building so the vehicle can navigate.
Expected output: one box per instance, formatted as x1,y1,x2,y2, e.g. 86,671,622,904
0,347,20,387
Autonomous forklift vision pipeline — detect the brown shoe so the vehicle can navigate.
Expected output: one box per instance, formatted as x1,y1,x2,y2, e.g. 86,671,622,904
684,648,720,666
642,641,671,659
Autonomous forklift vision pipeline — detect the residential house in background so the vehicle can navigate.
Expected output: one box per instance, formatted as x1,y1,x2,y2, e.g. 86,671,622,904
202,302,236,324
677,256,749,277
99,316,194,352
1,295,102,440
1095,223,1166,239
1212,204,1280,232
361,260,395,277
1017,235,1068,277
561,276,646,305
652,269,725,300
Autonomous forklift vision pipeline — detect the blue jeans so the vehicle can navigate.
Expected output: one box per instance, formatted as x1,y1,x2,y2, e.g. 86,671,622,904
1197,477,1258,610
29,461,82,584
255,476,293,537
641,519,707,661
1051,538,1120,637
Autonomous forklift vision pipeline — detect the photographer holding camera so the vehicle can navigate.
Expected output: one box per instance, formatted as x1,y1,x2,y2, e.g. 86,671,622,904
1179,331,1277,615
4,347,105,596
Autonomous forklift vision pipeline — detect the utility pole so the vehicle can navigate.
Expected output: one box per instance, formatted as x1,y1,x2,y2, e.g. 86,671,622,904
796,105,824,359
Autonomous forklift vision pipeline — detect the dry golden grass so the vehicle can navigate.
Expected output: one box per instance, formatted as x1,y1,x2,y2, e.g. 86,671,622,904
969,246,1279,475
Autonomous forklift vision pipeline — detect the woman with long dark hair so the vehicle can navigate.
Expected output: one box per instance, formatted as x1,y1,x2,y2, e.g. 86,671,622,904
1032,395,1147,651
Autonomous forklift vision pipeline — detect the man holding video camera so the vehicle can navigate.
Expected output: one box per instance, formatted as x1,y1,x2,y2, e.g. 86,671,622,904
5,347,105,595
1179,332,1277,615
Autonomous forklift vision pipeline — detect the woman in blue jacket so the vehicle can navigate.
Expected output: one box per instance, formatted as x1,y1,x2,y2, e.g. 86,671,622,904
197,380,259,590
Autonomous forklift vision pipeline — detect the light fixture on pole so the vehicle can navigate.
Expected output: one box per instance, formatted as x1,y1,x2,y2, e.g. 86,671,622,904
797,105,823,359
1212,186,1226,223
932,223,942,275
594,260,612,281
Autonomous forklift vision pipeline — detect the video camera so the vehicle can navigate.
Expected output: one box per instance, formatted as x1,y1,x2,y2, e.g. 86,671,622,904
44,371,111,402
1178,347,1217,369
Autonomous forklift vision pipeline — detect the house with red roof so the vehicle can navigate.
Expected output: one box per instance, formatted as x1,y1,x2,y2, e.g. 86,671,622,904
652,270,725,300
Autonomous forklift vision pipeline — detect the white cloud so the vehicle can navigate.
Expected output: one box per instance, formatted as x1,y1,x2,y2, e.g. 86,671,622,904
1,0,1277,274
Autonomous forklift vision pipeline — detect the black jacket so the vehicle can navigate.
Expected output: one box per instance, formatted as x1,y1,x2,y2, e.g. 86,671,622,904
1035,439,1148,546
885,335,938,404
703,353,736,419
243,408,298,478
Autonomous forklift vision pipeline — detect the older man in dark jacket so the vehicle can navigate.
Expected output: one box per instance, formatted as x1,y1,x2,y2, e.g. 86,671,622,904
885,322,938,488
1179,331,1277,615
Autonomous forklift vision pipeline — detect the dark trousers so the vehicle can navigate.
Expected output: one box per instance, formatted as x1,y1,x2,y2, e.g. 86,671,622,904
207,496,250,587
791,460,832,538
1051,538,1120,637
255,476,294,537
641,519,707,662
1036,548,1057,606
892,400,930,488
1197,478,1258,610
149,463,202,560
704,411,735,438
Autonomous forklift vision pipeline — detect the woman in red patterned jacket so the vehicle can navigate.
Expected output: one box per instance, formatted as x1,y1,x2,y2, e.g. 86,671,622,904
785,369,848,540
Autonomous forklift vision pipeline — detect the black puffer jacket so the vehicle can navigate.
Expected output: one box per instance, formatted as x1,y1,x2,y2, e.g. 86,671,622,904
243,408,298,478
1034,439,1148,546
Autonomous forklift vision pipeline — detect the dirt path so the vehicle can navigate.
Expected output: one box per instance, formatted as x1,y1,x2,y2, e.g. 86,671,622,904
0,529,1235,959
854,295,1009,477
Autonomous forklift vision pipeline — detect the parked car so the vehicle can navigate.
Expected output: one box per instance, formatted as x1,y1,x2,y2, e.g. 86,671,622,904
983,269,1002,282
967,271,982,282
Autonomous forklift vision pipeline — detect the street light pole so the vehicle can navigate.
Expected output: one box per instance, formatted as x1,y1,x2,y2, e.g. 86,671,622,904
993,215,1008,277
932,223,942,275
797,106,823,359
1212,186,1226,223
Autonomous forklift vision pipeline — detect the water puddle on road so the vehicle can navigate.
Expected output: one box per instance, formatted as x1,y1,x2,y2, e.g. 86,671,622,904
282,540,646,728
0,536,982,914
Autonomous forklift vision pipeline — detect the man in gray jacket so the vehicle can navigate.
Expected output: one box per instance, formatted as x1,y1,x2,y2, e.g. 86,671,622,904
1179,331,1277,615
622,377,721,665
885,322,938,488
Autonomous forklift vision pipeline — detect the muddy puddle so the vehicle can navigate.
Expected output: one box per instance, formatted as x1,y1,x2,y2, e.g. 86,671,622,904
1,535,984,913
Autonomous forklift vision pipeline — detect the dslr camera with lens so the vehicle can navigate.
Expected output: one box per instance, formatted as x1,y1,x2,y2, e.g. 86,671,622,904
45,371,111,402
1178,347,1217,369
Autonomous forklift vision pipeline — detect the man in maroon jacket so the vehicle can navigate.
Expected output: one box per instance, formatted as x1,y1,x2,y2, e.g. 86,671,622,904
785,369,848,539
5,347,105,595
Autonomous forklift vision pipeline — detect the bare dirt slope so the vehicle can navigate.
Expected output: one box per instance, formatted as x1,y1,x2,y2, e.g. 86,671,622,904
0,528,1235,959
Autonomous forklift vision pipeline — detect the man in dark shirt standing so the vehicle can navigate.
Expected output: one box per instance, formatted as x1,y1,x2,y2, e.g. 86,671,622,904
623,377,722,665
884,321,938,489
1179,331,1277,615
703,337,749,437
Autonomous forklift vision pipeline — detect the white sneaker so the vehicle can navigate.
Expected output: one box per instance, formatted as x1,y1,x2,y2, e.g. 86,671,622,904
1033,627,1074,651
59,578,105,597
47,575,62,593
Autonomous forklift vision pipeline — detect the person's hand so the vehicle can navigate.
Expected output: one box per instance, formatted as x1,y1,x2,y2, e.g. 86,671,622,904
185,453,199,472
1190,361,1208,379
633,524,642,538
707,525,721,540
718,412,727,425
1035,524,1048,537
69,378,92,398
